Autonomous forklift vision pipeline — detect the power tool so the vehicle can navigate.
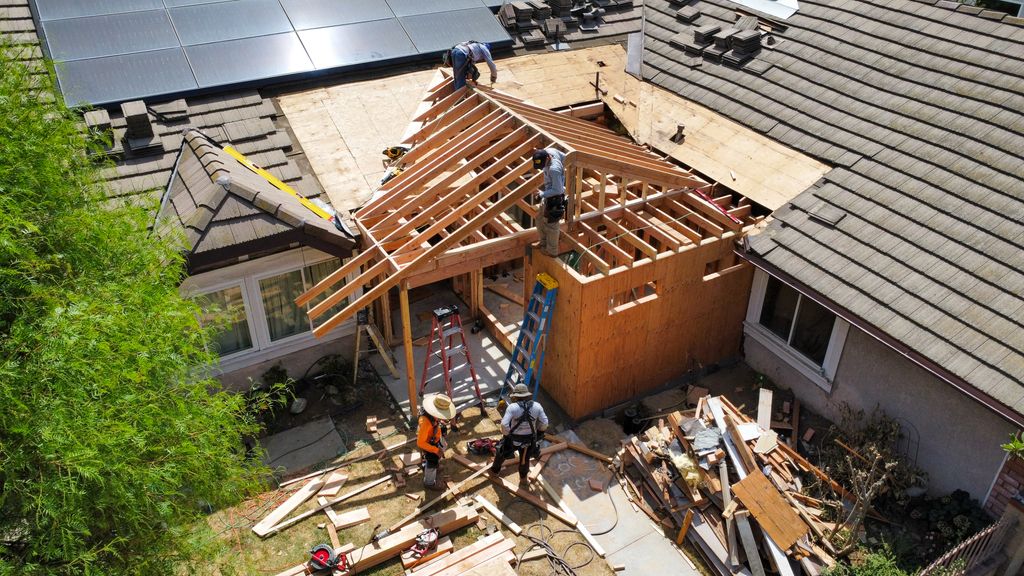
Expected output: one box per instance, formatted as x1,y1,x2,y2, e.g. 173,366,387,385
408,528,440,558
382,145,410,160
309,543,349,573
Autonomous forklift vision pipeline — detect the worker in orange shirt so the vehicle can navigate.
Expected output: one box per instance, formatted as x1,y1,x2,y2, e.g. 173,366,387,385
417,393,456,490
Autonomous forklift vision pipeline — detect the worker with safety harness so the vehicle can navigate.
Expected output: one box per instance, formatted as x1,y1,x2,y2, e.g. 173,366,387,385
489,384,549,484
444,41,498,90
532,147,567,257
417,393,456,491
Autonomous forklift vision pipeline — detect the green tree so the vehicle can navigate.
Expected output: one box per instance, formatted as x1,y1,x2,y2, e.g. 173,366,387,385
0,47,266,574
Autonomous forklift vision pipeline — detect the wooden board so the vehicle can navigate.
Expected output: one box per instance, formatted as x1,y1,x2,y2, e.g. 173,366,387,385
252,478,323,537
452,455,576,526
455,555,518,576
332,506,371,530
731,471,808,550
401,536,453,569
757,388,772,431
735,511,767,576
474,495,523,535
319,471,349,497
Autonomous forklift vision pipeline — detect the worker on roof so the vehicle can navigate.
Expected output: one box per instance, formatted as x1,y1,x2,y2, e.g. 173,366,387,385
446,41,498,90
417,393,456,491
489,384,549,485
532,148,567,257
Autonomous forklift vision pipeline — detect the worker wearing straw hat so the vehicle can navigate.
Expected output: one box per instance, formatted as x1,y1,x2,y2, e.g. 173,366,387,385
489,384,549,484
417,393,456,490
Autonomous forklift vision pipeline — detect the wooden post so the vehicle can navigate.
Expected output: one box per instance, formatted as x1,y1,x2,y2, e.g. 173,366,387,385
470,269,484,318
400,280,418,419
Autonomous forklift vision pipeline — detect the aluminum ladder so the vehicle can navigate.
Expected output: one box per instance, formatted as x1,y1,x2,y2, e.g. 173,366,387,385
501,273,558,402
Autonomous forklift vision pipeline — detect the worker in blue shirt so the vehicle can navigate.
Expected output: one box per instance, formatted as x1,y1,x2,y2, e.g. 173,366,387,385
448,41,498,89
532,148,566,257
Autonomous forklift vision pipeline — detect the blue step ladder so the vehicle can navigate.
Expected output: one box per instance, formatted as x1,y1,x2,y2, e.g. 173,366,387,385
501,273,559,402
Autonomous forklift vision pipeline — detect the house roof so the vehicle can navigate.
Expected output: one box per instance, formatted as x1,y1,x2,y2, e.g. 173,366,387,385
297,80,762,338
155,130,355,274
643,0,1024,419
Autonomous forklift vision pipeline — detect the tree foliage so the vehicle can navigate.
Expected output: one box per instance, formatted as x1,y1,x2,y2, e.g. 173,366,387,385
0,47,266,574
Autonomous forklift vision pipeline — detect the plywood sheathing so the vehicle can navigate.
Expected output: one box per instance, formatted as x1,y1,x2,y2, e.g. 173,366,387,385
528,237,753,420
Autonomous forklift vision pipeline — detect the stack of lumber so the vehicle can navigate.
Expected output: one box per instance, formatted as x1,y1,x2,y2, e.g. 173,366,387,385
403,532,517,576
617,393,848,576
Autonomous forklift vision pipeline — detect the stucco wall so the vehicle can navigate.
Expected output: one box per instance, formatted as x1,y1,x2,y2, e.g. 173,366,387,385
217,334,355,392
745,326,1014,501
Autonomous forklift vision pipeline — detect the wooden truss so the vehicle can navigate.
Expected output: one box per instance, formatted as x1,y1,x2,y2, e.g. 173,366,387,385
297,77,756,337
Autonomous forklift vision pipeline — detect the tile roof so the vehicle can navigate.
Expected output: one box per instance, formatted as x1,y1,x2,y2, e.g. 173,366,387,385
155,130,355,274
643,0,1024,419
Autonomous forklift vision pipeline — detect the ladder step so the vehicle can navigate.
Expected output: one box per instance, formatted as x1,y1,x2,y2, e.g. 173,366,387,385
442,326,464,338
521,329,536,343
526,310,540,322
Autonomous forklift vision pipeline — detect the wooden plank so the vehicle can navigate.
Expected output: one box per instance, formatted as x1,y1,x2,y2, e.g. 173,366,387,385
757,388,773,431
475,495,523,535
725,414,758,475
676,508,695,545
272,563,310,576
333,507,371,530
732,471,807,550
252,478,324,537
279,438,414,488
400,281,418,418
485,283,525,307
454,555,518,576
735,511,767,576
452,455,577,526
401,537,453,569
319,471,349,497
338,505,479,575
259,475,391,537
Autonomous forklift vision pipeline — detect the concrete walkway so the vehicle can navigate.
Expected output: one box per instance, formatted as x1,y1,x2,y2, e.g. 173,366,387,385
260,416,345,474
540,435,701,576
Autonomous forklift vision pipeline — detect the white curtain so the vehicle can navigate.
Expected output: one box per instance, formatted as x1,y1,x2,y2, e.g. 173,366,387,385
260,270,309,341
197,285,252,356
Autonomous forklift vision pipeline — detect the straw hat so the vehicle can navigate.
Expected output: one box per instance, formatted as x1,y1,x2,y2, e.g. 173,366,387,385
510,384,532,400
423,393,457,420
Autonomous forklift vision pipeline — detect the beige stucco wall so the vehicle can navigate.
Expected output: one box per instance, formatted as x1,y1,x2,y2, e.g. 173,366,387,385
217,334,355,392
745,325,1014,501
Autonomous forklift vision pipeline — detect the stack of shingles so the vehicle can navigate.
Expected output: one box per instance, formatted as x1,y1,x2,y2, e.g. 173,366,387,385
679,24,719,56
723,29,761,66
529,0,552,19
675,5,700,23
498,3,517,31
617,391,845,576
511,2,537,30
547,0,572,15
121,100,163,156
703,27,737,63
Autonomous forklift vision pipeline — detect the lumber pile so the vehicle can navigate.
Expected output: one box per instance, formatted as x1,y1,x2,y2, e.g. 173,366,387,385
618,393,849,576
404,531,517,576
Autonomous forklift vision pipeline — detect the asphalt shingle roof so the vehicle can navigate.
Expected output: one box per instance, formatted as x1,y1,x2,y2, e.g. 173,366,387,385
644,0,1024,418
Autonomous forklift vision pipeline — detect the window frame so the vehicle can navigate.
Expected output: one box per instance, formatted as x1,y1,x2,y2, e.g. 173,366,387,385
744,269,849,391
182,247,359,374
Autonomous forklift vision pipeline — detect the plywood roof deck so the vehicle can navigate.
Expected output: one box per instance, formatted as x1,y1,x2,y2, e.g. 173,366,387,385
296,76,763,337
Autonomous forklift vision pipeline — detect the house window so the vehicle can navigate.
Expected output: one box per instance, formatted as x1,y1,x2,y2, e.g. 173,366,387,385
260,270,309,341
745,269,850,390
759,276,834,365
196,285,253,356
187,250,356,368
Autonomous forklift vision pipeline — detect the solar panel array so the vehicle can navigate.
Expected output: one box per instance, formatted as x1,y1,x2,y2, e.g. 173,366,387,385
33,0,511,106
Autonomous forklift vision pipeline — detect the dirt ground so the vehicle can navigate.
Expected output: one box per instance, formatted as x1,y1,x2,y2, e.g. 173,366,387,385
200,390,615,576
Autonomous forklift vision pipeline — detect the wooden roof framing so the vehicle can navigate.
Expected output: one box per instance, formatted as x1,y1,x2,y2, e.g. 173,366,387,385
298,78,757,337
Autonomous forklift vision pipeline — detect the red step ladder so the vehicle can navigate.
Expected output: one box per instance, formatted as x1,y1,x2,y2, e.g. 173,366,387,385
419,305,484,411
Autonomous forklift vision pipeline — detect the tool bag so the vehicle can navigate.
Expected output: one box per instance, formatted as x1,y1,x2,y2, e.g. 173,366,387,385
500,401,541,460
545,195,567,223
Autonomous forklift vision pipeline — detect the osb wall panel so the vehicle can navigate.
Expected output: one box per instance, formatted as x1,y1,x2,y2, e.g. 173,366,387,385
530,240,753,419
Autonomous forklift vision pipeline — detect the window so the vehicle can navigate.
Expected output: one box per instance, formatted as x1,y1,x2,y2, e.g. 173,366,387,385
745,269,850,390
196,285,253,356
185,250,357,368
608,280,658,314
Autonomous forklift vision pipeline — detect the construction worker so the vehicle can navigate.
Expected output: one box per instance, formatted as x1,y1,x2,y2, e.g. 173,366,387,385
489,384,549,484
418,393,456,490
447,41,498,90
532,148,567,257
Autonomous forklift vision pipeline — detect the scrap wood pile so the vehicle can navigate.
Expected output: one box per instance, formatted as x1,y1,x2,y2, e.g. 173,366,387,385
617,391,854,576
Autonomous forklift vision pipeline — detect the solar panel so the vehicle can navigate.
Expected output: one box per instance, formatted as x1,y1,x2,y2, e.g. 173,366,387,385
185,33,314,88
169,0,293,46
385,0,487,18
298,19,416,70
42,10,178,61
32,0,163,21
399,8,509,54
55,48,197,107
282,0,396,30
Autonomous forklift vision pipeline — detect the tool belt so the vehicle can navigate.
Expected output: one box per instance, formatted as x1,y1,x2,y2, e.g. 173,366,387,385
544,195,566,223
498,434,541,461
